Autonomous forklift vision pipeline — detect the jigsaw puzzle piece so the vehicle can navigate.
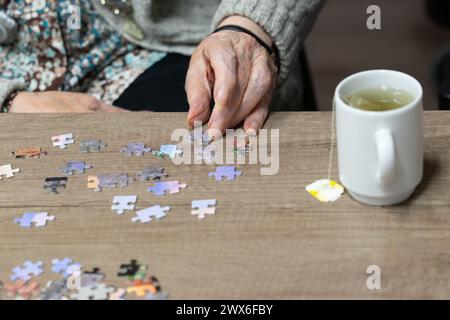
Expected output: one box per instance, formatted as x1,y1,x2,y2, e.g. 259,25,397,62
208,166,242,181
111,195,137,215
11,260,44,282
0,164,20,179
147,181,187,196
159,144,183,158
117,259,141,278
87,175,99,191
120,143,152,156
15,212,55,228
39,280,69,300
32,212,55,227
131,205,170,223
14,212,37,228
88,174,132,191
70,283,115,300
108,288,127,300
127,276,160,297
81,268,105,288
5,280,40,299
44,177,68,194
80,139,106,153
52,133,74,149
191,199,217,219
12,147,47,159
59,161,92,175
51,257,81,278
136,166,168,181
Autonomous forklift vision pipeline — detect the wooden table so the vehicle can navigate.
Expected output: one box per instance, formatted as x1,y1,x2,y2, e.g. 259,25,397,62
0,112,449,300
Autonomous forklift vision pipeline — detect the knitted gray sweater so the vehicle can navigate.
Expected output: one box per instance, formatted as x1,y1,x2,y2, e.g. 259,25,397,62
0,0,325,109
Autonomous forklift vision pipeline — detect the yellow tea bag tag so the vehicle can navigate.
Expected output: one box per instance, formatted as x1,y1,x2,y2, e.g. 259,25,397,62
306,179,344,202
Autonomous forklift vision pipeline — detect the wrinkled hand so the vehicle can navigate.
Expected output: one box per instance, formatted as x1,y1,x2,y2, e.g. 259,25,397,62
9,91,128,113
186,16,278,138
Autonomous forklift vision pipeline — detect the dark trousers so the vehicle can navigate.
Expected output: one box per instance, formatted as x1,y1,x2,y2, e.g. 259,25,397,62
114,53,190,112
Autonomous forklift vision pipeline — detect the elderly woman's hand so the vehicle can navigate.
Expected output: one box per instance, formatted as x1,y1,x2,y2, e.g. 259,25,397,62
9,91,128,113
186,16,278,138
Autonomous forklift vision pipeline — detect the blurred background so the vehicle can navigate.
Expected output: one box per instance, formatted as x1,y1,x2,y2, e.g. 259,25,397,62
306,0,450,110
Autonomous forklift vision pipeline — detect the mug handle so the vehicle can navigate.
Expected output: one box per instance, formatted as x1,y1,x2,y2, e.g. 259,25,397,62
375,129,396,185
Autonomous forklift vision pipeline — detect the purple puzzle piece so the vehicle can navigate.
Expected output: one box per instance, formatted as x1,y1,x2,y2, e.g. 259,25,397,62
208,166,242,181
11,260,44,282
147,181,187,196
120,143,152,156
14,212,37,228
60,161,92,175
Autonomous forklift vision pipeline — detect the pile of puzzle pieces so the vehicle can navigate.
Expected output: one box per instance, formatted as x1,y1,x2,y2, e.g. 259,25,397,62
0,258,167,300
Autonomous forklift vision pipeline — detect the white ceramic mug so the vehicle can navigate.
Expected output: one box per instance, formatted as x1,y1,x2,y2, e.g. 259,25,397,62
335,70,424,206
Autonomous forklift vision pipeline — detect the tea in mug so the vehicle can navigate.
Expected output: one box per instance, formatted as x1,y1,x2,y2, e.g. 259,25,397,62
343,85,415,111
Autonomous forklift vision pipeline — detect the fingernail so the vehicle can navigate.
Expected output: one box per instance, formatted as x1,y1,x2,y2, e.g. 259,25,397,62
246,127,258,136
206,127,222,141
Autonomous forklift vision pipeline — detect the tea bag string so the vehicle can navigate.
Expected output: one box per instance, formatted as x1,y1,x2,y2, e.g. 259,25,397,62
327,99,336,180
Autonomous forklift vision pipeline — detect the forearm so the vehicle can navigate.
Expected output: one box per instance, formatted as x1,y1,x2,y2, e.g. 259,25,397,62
212,0,326,83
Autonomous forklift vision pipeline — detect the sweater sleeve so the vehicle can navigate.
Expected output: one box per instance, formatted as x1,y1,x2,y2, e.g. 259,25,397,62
0,79,26,112
212,0,325,84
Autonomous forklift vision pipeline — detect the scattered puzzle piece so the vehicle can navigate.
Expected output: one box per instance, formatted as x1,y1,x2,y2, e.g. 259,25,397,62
51,257,81,278
191,199,217,220
81,268,105,288
88,173,133,192
117,260,141,278
120,143,152,156
80,139,106,153
70,283,115,300
14,212,37,228
305,179,345,203
59,161,92,175
11,147,47,159
5,280,40,299
44,177,68,194
147,181,187,196
15,212,55,228
136,167,168,181
52,133,74,149
0,164,20,180
131,205,170,223
108,288,127,300
39,280,68,300
127,276,160,297
32,212,56,227
129,264,149,281
112,195,137,215
158,144,183,158
11,260,44,282
208,166,242,181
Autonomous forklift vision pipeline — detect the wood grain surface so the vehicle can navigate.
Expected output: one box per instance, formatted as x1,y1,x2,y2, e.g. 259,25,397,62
0,112,449,299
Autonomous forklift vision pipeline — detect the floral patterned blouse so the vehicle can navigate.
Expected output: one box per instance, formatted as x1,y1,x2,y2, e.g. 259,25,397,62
0,0,166,105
